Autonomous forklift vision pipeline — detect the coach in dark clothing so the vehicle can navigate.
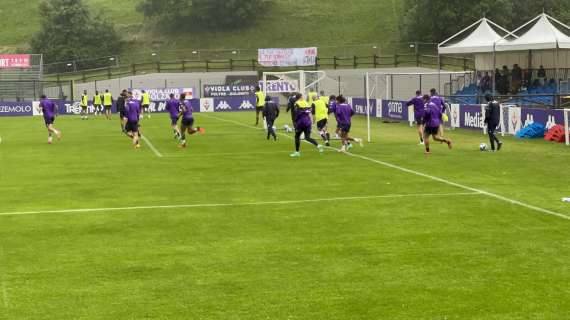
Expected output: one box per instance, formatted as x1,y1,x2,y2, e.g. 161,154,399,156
115,90,127,132
263,96,280,141
484,94,502,152
286,94,298,128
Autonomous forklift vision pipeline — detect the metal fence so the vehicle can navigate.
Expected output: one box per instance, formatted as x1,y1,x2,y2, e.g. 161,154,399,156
45,54,475,85
0,80,73,102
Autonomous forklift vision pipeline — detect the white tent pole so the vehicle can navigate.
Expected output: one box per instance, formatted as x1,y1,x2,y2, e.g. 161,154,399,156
492,45,496,94
498,14,543,43
546,14,570,32
487,19,517,36
438,18,485,48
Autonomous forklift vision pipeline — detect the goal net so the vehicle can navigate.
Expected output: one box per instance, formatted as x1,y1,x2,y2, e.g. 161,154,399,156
366,71,475,139
262,70,327,103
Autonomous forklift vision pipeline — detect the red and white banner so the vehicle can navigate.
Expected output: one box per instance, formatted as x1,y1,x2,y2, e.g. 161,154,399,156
258,47,317,67
0,54,31,68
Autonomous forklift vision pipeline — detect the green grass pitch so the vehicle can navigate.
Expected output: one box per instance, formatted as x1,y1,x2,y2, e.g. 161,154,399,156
1,111,570,319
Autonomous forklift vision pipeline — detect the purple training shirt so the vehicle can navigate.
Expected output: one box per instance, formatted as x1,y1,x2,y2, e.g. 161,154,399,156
40,98,56,118
424,102,442,128
334,103,354,125
295,106,312,129
407,95,425,119
125,98,141,122
166,98,180,118
182,100,193,119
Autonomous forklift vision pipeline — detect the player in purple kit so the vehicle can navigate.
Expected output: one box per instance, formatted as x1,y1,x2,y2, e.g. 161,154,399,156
290,93,324,157
124,91,142,148
165,93,181,140
407,90,425,145
430,88,449,137
178,93,205,149
422,94,452,155
39,95,62,144
334,95,363,152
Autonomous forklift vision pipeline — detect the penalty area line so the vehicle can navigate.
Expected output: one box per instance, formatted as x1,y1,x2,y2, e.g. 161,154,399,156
204,114,570,221
0,192,481,217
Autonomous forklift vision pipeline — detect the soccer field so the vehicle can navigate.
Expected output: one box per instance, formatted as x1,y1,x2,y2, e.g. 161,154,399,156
1,111,570,319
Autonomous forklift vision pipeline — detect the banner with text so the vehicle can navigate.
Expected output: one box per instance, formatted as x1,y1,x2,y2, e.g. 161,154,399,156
258,47,318,67
0,54,31,69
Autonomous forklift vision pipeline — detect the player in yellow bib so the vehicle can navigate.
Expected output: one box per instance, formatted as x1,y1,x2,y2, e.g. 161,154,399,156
103,89,113,120
93,91,102,116
80,90,89,120
254,86,265,126
141,90,151,119
311,94,331,146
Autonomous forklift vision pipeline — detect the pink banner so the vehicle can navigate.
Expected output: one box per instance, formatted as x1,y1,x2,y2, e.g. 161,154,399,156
0,54,31,68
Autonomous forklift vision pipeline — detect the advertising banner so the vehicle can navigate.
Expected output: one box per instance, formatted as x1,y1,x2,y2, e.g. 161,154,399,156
258,47,318,67
0,54,31,69
351,98,377,118
131,88,195,101
382,100,408,121
0,101,34,116
203,84,256,98
213,97,257,112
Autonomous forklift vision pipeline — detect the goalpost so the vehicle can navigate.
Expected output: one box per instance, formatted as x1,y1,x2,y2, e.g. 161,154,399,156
366,70,476,141
564,109,570,146
262,70,327,101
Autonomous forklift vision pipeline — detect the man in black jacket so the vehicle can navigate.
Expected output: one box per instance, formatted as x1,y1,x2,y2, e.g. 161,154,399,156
286,93,298,128
116,90,128,133
263,96,280,141
484,94,502,151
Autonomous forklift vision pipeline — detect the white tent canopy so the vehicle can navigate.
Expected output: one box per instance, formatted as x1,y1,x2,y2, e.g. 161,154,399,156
495,14,570,51
438,18,510,54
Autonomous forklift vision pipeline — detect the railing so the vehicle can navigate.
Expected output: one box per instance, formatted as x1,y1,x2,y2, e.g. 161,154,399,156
44,54,475,84
446,93,570,109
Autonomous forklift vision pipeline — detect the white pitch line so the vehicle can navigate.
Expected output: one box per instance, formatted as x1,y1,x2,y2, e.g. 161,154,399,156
0,193,480,217
203,114,570,221
140,135,163,158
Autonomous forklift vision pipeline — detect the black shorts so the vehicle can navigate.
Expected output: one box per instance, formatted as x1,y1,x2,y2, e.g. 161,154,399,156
44,116,54,126
142,104,149,109
104,105,111,110
170,117,179,126
339,123,351,134
125,121,139,133
416,116,425,125
181,118,194,127
425,126,439,135
317,119,328,131
256,106,264,112
119,111,127,119
81,106,88,110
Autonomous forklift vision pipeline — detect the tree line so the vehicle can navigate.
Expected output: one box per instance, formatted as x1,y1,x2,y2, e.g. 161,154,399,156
401,0,570,43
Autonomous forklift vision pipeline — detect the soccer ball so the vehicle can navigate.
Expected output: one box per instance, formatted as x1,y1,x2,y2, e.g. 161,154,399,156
284,124,293,133
479,143,488,151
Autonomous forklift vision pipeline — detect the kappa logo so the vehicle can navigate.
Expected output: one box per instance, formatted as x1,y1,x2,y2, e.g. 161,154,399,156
546,115,557,130
216,101,231,110
239,100,254,110
524,114,535,127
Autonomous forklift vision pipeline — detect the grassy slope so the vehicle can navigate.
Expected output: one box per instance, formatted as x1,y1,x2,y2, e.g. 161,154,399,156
0,112,570,318
1,0,403,58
